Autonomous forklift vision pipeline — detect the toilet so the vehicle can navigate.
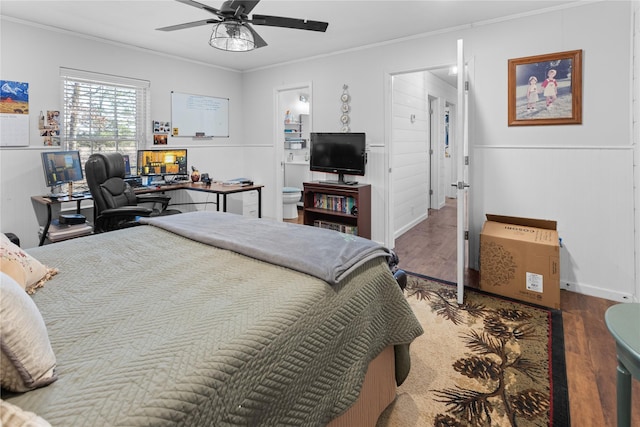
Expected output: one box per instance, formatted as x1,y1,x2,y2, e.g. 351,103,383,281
283,187,302,219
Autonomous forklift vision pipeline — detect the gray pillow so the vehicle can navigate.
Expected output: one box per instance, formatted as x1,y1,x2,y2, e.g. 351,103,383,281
0,272,57,392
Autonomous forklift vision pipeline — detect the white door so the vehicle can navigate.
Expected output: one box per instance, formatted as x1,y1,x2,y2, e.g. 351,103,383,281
455,39,469,304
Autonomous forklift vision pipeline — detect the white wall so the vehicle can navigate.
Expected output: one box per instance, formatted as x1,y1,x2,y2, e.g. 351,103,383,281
1,2,637,302
465,2,635,302
242,1,637,302
392,72,430,237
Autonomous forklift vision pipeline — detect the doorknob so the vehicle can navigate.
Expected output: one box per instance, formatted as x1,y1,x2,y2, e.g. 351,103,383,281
451,181,470,189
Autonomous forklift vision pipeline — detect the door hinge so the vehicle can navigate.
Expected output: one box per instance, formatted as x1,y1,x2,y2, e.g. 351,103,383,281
465,155,469,166
465,81,469,91
465,230,469,240
429,189,433,195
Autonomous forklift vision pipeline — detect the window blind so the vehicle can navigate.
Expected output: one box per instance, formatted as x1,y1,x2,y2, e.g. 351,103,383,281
60,68,150,181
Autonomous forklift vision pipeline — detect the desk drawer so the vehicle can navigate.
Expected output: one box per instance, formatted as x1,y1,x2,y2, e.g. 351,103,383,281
227,192,258,217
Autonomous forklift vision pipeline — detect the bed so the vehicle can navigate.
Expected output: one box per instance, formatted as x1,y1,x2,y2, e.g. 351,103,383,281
1,211,423,426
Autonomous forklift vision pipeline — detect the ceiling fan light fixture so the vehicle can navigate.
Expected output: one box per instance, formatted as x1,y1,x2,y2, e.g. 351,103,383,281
209,21,255,52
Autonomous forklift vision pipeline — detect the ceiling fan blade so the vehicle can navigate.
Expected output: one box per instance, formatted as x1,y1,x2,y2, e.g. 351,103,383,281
251,14,328,32
222,0,261,18
245,24,268,48
174,0,221,16
156,18,219,32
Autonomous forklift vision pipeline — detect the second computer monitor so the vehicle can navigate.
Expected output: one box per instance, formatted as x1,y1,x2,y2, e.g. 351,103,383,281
137,149,187,177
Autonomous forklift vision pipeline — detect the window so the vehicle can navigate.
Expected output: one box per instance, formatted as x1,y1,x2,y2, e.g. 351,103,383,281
60,68,150,182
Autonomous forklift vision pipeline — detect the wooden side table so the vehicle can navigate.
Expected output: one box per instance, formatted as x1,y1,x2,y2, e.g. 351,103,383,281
605,303,640,427
31,194,93,246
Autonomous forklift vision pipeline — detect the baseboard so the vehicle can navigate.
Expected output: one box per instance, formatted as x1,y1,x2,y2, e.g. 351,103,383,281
394,213,428,239
560,281,636,303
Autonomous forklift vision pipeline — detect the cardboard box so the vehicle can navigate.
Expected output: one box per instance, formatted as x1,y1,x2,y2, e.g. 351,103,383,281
479,214,560,309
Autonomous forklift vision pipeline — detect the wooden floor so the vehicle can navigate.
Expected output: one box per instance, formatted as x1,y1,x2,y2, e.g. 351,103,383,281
287,201,640,426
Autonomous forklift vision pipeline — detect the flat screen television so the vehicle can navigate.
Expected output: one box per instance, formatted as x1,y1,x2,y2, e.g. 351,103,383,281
137,149,188,177
41,150,84,189
310,132,366,184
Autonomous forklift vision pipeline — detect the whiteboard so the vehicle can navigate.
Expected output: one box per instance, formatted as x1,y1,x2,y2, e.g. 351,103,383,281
170,91,229,138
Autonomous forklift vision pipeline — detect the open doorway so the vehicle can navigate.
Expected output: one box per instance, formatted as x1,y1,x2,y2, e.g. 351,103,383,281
389,67,458,241
274,82,312,221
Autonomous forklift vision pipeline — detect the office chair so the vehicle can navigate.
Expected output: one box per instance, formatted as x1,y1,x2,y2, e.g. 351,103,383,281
85,152,181,232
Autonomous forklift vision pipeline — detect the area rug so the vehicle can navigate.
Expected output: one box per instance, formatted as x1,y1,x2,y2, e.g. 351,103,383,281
377,272,569,427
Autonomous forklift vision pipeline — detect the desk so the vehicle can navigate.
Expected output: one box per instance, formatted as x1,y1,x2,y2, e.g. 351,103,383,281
31,194,93,246
32,183,263,246
134,182,263,217
605,303,640,427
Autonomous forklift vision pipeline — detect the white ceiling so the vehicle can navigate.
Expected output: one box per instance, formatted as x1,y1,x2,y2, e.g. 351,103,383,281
1,0,582,74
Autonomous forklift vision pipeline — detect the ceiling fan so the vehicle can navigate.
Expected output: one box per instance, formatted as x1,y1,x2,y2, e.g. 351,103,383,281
156,0,329,52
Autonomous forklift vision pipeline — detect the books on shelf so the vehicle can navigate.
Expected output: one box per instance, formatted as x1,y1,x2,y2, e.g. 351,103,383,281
39,219,92,242
313,194,357,214
313,220,358,235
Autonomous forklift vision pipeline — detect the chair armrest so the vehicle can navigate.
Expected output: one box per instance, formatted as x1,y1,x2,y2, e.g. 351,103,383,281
94,206,155,233
135,194,171,204
101,206,154,217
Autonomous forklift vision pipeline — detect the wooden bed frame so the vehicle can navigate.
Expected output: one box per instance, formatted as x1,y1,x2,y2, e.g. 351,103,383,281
328,346,396,427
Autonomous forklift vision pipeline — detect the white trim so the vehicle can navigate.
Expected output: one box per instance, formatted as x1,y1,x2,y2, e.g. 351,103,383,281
59,67,150,88
561,281,635,303
633,0,640,302
4,16,238,73
245,2,595,73
474,145,634,150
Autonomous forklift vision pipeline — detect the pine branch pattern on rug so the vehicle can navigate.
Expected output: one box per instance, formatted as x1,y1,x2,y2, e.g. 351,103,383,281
377,273,568,427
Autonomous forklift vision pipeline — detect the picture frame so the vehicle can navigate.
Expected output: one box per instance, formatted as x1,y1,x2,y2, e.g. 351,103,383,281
508,49,582,126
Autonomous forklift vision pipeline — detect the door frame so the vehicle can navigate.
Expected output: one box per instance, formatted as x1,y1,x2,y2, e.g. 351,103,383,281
455,38,467,304
384,41,469,304
383,66,459,248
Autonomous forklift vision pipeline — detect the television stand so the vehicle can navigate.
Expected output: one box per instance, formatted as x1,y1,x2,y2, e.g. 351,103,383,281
302,181,371,239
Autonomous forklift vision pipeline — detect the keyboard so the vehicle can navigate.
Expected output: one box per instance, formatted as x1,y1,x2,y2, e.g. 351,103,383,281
125,177,144,188
46,192,91,199
46,192,67,199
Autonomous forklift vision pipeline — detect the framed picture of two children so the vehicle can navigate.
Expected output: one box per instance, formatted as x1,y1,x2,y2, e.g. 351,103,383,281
508,49,582,126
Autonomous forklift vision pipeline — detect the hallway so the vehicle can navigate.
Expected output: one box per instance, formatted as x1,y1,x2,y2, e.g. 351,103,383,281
393,198,459,282
393,197,478,286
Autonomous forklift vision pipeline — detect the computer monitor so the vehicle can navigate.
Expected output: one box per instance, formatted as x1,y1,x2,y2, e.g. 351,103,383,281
136,149,188,177
122,154,133,177
41,150,84,189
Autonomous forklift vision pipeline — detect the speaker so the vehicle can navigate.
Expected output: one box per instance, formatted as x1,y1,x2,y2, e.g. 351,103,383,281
59,214,86,225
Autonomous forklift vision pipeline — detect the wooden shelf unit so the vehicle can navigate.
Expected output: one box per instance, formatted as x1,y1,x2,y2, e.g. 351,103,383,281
302,181,371,239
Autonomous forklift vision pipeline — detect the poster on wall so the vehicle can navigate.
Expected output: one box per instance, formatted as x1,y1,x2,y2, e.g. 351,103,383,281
153,120,169,145
40,110,61,146
0,80,29,146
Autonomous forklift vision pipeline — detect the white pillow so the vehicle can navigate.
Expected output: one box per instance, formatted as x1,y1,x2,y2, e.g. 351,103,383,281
0,272,57,392
0,399,51,427
0,234,57,294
